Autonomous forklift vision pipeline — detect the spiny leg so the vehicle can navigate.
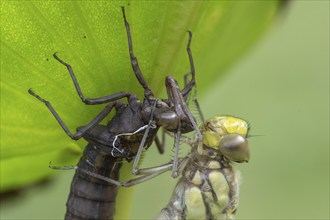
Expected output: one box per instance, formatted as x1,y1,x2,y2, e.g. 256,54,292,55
121,6,154,98
184,72,204,123
223,169,240,219
167,75,202,139
78,161,173,187
186,31,196,85
181,31,204,122
49,161,77,170
171,120,181,178
154,128,166,154
123,161,173,187
53,53,131,105
78,157,189,187
119,156,188,187
164,129,194,145
183,72,192,103
28,89,117,140
132,99,159,175
165,77,202,177
181,31,195,97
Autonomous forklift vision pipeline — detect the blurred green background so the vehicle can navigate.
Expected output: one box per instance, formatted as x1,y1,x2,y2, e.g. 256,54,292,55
131,1,329,219
1,1,329,220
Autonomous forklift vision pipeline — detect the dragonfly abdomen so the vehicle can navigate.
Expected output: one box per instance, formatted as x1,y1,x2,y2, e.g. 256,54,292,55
156,159,236,220
65,143,122,220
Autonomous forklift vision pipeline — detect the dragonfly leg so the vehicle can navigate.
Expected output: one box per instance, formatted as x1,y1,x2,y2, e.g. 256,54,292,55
77,164,170,187
154,128,166,154
53,53,132,105
182,71,192,104
49,161,77,170
163,130,194,145
184,71,204,123
121,6,153,98
181,31,195,98
29,88,119,140
171,120,181,178
78,157,188,187
77,168,122,186
132,99,159,175
222,168,240,219
165,76,202,177
122,162,174,187
123,157,188,187
181,31,204,122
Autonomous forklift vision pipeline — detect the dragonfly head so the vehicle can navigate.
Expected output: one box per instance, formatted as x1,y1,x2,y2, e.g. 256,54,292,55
200,116,250,163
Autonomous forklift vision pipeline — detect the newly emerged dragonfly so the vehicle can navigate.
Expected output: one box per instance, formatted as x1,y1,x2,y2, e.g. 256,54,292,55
29,7,202,220
155,116,250,220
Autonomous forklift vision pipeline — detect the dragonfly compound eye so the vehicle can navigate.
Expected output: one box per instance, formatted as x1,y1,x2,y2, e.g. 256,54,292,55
219,133,249,163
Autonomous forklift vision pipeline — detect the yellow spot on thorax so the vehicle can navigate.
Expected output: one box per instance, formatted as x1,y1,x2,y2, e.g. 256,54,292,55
191,170,202,185
208,160,221,169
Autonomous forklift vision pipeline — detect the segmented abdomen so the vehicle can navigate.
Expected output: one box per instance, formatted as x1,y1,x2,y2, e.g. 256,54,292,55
65,143,122,220
155,158,238,220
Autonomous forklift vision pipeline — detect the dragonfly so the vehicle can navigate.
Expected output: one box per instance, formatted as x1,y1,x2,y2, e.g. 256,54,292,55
28,6,202,220
84,116,250,220
154,116,250,220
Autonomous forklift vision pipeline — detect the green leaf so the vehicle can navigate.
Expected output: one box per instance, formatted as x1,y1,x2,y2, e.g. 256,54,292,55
1,0,281,218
